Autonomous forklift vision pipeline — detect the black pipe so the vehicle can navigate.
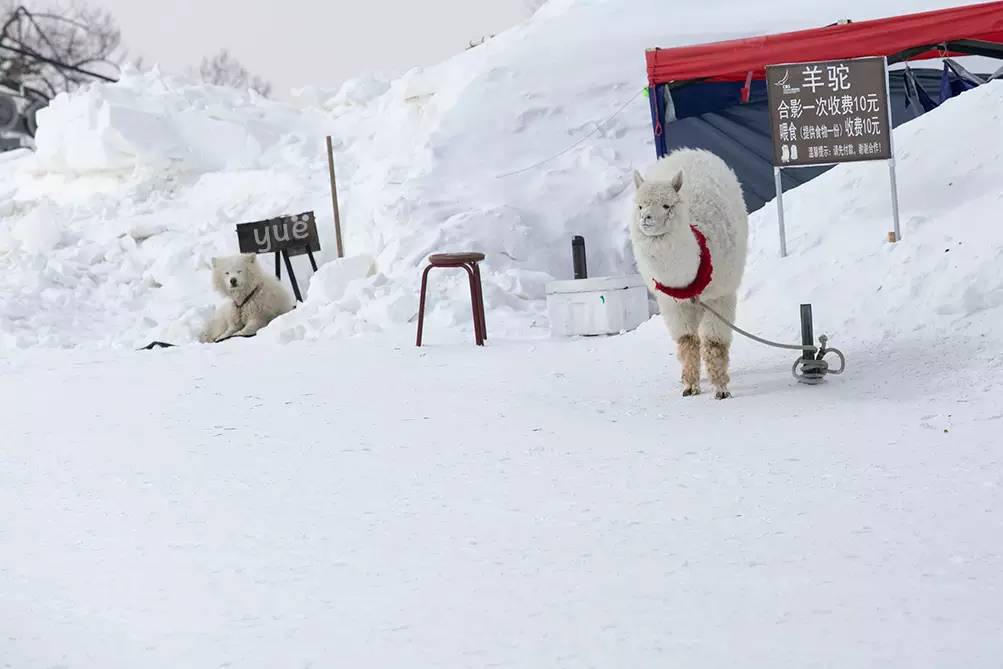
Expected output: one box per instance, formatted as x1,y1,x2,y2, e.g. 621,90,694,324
572,235,587,279
800,304,815,362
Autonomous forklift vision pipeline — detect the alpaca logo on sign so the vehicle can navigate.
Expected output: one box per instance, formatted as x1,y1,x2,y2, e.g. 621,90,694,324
774,69,800,95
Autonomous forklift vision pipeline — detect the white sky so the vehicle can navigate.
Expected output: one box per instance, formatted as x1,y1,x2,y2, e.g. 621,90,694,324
85,0,527,95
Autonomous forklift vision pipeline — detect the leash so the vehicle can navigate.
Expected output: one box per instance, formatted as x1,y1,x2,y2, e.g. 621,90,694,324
139,341,174,350
137,332,257,351
695,298,845,384
647,223,846,385
138,285,263,351
235,285,260,309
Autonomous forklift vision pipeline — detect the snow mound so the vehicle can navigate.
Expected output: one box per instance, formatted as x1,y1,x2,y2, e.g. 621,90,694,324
33,70,328,174
0,0,1000,350
741,81,1003,345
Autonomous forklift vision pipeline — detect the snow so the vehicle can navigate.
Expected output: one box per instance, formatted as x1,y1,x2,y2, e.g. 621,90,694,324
743,79,1003,341
1,0,1003,664
3,327,1002,667
1,0,995,349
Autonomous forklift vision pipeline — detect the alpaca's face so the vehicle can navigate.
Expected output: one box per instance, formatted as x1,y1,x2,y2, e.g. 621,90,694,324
633,172,685,237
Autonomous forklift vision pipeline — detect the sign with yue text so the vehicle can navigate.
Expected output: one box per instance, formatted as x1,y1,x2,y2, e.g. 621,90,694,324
236,211,321,257
766,56,892,167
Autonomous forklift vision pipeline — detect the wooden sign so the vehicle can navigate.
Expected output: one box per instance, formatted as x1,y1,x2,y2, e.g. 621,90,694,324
236,212,321,257
765,56,902,254
766,56,892,167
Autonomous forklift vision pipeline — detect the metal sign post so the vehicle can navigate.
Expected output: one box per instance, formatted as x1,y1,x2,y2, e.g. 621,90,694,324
774,167,788,257
883,62,903,243
766,56,901,256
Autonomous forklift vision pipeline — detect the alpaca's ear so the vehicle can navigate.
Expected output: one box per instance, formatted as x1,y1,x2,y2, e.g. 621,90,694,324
670,171,684,193
633,170,645,189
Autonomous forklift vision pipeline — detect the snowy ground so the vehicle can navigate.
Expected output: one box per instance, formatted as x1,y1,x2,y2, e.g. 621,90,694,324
2,0,1002,665
3,317,1002,667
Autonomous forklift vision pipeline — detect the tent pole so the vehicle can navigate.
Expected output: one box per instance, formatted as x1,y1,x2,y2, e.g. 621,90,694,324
774,167,788,258
647,83,667,158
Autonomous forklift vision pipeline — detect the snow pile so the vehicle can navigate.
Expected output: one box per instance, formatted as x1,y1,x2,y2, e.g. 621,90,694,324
740,80,1003,346
33,69,328,174
0,0,999,350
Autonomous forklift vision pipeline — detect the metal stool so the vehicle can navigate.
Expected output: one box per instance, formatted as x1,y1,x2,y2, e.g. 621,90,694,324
416,252,487,347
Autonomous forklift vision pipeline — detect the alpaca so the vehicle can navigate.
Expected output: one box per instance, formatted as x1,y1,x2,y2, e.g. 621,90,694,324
629,148,749,399
198,254,295,343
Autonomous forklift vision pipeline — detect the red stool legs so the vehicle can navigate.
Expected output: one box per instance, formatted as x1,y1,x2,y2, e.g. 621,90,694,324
471,262,487,341
415,264,434,347
415,256,487,347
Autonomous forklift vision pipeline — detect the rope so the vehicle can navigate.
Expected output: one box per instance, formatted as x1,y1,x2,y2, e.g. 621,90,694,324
495,88,644,179
695,298,846,381
695,298,818,352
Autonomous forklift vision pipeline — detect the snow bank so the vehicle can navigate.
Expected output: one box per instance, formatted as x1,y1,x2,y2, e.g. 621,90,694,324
33,70,328,174
0,0,999,350
741,80,1003,345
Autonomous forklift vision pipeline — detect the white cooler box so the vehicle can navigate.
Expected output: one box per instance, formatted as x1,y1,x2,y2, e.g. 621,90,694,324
545,275,650,337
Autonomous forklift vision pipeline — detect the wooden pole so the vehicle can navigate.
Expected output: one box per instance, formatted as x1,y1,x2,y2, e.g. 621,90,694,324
325,135,345,258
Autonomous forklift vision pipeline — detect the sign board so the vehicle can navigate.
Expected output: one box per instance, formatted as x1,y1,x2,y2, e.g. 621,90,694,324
766,56,892,167
236,211,321,257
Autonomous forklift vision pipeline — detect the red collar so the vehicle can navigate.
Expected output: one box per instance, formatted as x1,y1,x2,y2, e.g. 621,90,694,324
652,226,714,300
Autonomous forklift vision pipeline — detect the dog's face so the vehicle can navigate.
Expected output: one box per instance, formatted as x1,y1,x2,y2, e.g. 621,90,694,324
211,254,258,294
633,169,685,237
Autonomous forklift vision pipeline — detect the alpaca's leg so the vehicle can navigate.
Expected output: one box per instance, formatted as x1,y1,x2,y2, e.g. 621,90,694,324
658,296,703,396
698,293,737,399
702,339,731,399
678,335,702,396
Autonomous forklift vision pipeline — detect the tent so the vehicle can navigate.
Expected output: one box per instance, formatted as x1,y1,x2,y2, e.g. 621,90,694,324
645,1,1003,211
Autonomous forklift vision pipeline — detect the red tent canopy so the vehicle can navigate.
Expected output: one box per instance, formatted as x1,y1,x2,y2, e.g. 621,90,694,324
646,1,1003,85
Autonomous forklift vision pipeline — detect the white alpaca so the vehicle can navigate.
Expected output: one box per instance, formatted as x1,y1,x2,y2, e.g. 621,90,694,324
198,254,295,343
629,148,749,399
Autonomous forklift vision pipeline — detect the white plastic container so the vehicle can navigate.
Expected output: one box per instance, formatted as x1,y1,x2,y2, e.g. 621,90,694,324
545,274,651,337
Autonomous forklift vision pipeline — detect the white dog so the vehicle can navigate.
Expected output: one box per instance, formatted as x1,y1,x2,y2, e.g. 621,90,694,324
198,254,294,343
630,149,749,399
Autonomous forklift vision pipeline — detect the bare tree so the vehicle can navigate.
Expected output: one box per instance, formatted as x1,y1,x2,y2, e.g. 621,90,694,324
0,2,122,98
466,34,494,50
198,48,272,97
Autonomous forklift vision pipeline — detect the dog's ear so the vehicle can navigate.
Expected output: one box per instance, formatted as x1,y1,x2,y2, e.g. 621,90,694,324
242,253,257,266
670,170,684,193
633,170,645,189
210,257,219,269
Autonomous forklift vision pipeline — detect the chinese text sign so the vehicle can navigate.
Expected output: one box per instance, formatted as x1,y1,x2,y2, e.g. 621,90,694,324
766,57,892,167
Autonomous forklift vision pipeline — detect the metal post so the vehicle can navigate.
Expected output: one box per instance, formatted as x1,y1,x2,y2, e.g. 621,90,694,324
800,304,815,363
883,56,903,243
572,235,587,279
887,158,902,243
282,250,303,302
325,135,345,258
774,167,788,257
